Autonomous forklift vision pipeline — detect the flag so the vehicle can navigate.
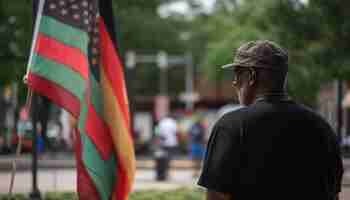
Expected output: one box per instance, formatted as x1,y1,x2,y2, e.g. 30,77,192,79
26,0,135,200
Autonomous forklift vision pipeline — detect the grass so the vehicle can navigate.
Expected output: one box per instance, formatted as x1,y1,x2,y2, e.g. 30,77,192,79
0,188,205,200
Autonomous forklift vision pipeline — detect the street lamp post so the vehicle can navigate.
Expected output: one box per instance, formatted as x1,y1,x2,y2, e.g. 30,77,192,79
336,79,343,138
29,95,41,200
185,53,194,111
157,51,169,95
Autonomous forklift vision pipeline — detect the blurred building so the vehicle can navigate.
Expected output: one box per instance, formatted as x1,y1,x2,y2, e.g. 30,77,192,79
318,80,350,138
133,77,235,111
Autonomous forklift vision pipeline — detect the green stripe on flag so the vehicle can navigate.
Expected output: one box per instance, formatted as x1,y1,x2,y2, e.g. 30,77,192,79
40,16,89,55
82,133,117,200
78,102,117,200
89,75,104,118
30,53,85,100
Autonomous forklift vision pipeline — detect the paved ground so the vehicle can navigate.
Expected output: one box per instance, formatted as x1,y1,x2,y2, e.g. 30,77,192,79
0,155,349,199
0,154,349,170
0,168,350,200
0,169,198,193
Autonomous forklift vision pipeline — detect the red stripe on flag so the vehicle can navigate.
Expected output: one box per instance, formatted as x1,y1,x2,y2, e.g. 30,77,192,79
27,72,80,118
74,128,100,200
99,18,130,126
35,33,89,80
85,102,114,160
99,18,133,200
114,166,128,200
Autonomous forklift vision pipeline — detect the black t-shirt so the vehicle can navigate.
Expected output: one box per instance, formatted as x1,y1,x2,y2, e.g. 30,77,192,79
198,97,343,200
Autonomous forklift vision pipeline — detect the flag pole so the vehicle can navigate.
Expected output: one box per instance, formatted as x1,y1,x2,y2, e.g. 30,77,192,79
25,0,46,79
8,89,33,198
29,93,41,200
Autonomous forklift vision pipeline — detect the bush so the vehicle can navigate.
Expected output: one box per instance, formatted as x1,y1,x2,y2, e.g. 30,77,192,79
0,188,204,200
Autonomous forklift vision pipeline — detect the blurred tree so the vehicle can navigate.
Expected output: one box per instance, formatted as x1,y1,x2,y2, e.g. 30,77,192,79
199,0,273,83
0,0,32,101
6,0,349,106
198,0,350,105
265,0,350,105
114,0,191,96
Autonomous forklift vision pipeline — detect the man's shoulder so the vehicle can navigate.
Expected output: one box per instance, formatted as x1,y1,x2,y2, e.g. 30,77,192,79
215,101,330,129
217,102,277,124
213,106,251,134
251,100,323,120
215,103,276,125
218,106,248,123
291,102,329,124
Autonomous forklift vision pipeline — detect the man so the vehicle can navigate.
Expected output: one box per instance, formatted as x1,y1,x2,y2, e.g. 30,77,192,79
198,40,344,200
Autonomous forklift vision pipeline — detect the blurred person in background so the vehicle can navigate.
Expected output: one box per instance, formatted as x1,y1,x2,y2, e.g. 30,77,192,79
188,115,207,177
154,115,178,180
16,106,33,152
36,122,44,157
157,115,178,156
198,40,343,200
60,109,73,150
1,86,16,153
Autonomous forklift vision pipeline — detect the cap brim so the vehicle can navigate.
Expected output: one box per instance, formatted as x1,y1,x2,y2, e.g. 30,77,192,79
221,63,236,69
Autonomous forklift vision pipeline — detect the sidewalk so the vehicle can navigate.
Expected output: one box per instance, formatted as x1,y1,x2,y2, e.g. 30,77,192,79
1,167,349,192
0,168,198,193
0,154,350,171
0,154,199,171
1,169,349,200
0,154,349,186
0,154,349,199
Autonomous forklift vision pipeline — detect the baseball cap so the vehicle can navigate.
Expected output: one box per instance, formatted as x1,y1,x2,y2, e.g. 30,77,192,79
221,40,288,71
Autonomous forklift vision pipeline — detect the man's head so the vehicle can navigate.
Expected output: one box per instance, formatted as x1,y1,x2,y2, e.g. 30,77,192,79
222,40,289,106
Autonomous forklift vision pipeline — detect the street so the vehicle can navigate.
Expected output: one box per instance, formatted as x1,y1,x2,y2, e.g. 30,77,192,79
0,168,349,199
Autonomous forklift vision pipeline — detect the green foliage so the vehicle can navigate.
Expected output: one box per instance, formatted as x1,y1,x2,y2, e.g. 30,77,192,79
197,0,350,105
44,192,78,200
3,0,349,106
129,188,204,200
0,193,27,200
198,0,274,81
264,0,350,104
0,188,204,200
0,0,32,104
114,0,190,96
0,0,32,75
